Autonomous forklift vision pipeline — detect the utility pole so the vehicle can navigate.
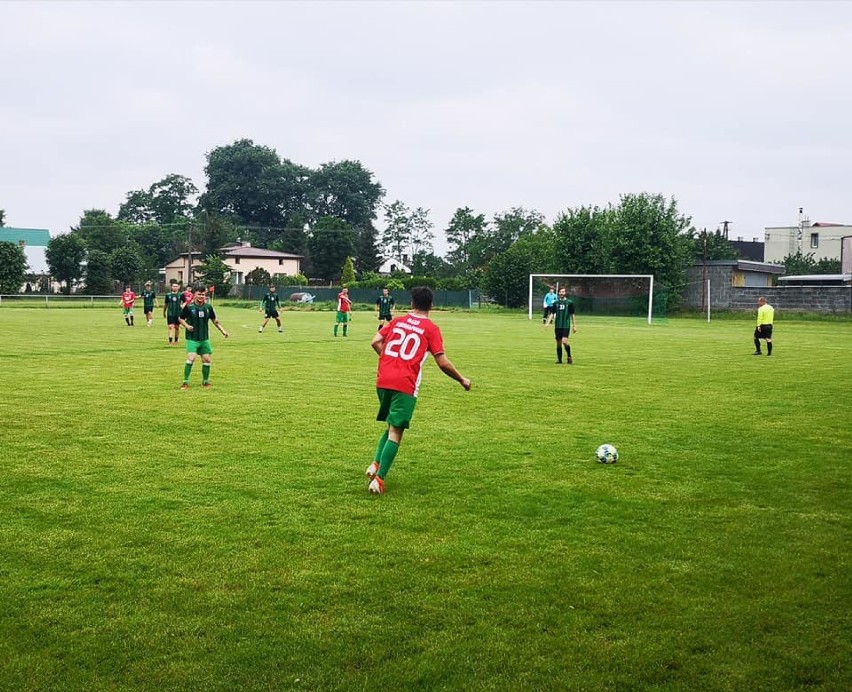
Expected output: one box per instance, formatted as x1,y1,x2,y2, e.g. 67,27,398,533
797,207,809,255
720,221,731,239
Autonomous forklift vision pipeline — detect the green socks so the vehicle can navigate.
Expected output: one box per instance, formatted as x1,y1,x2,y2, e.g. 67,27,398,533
374,430,389,463
343,325,348,336
378,440,399,479
334,324,338,336
183,361,192,382
202,363,211,383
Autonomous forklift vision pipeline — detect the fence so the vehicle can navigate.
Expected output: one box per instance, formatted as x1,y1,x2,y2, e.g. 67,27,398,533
233,285,481,309
0,294,121,308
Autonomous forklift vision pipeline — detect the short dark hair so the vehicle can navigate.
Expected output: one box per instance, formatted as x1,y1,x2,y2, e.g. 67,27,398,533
410,286,433,312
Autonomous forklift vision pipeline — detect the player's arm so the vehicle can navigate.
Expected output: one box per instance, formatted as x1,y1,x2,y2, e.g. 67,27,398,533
213,318,229,338
371,331,385,355
433,352,471,391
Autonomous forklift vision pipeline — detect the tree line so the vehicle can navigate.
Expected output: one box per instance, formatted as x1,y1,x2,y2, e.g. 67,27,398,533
1,139,840,304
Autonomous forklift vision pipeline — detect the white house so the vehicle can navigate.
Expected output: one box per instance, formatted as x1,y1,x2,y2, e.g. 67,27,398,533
764,222,851,264
162,242,303,287
378,255,411,275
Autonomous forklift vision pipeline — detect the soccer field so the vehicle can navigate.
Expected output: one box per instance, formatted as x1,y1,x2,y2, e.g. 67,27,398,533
0,307,849,690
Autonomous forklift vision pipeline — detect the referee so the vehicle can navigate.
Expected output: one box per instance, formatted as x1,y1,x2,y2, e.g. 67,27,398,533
753,296,774,356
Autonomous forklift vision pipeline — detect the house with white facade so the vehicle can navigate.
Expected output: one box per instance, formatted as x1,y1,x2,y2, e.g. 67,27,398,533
162,242,303,288
764,222,851,264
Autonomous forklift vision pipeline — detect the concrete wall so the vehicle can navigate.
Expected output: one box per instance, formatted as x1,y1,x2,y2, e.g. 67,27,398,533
684,265,851,313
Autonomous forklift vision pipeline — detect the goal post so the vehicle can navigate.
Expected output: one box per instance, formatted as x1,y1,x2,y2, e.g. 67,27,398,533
528,274,656,324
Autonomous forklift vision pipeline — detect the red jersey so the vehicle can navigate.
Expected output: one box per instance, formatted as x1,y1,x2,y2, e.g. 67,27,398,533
121,291,137,308
337,292,352,312
376,313,445,397
182,290,194,305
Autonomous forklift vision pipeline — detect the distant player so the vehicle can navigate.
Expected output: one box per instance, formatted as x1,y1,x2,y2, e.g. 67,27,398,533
181,285,194,308
178,285,229,389
375,287,395,330
163,281,183,345
141,281,157,327
553,286,577,364
366,286,471,494
753,296,775,356
120,286,137,326
334,287,352,337
543,285,557,325
259,285,283,333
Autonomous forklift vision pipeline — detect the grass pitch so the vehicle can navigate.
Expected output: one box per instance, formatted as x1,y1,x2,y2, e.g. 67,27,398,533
0,306,849,690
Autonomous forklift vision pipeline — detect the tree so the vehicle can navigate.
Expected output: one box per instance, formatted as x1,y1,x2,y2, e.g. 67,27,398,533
693,228,737,261
0,209,6,226
119,174,198,226
408,207,434,258
307,217,356,281
195,255,233,297
411,250,449,277
245,267,272,286
74,209,127,255
483,230,557,307
781,251,841,275
110,246,143,286
46,233,86,293
611,193,694,308
381,200,417,262
82,249,113,295
356,222,382,274
0,240,28,293
552,205,616,274
340,256,357,285
308,160,384,229
201,139,310,236
445,206,488,268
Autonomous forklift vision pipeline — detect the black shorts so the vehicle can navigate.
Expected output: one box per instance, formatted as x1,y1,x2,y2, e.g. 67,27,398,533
379,315,392,323
548,305,557,315
265,309,279,319
555,328,570,340
755,324,773,339
167,316,181,326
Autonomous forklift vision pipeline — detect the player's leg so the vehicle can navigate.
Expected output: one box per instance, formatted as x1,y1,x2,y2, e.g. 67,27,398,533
342,313,348,336
563,336,573,364
201,352,212,386
753,327,762,355
555,330,563,363
765,325,773,356
182,349,197,388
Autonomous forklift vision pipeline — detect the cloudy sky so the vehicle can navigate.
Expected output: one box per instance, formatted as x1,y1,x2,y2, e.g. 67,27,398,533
2,0,851,265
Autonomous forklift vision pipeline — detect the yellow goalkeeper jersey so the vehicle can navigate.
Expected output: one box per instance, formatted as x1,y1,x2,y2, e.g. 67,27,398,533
757,303,774,325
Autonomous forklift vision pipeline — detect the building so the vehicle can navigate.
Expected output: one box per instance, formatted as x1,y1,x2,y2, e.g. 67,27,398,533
764,222,851,264
684,260,785,309
730,237,764,262
162,242,303,288
378,255,411,275
0,227,51,274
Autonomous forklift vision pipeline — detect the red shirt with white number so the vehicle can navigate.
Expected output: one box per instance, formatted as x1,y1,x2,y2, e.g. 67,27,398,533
337,292,352,312
376,313,444,397
121,291,137,308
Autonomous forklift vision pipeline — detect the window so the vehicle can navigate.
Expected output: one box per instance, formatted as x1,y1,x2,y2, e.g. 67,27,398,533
810,233,819,249
178,271,183,282
278,259,283,265
234,257,240,265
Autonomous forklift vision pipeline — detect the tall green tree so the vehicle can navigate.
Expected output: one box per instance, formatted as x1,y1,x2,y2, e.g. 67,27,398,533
0,240,28,293
356,222,382,274
483,230,557,307
119,174,198,227
340,256,357,285
611,193,693,307
46,233,86,293
381,201,414,262
74,210,127,255
552,205,616,273
308,160,384,229
82,249,113,295
307,217,356,281
110,246,143,286
445,206,488,268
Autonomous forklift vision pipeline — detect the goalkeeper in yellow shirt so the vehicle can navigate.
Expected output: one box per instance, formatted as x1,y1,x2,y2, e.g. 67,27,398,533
753,296,774,356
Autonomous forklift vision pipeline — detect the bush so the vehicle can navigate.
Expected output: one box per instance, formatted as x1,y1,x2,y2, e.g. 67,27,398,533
275,273,308,286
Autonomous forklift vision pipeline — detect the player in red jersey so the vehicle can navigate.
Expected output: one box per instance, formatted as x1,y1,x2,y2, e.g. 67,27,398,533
334,287,352,337
181,285,194,308
120,286,137,326
366,286,471,494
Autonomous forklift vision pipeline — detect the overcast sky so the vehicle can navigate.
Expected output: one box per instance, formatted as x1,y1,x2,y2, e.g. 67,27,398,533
2,0,851,265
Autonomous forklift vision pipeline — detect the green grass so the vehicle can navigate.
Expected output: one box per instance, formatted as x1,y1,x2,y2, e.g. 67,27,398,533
0,308,849,691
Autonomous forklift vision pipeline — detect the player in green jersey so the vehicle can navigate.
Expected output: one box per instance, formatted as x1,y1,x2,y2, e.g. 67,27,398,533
163,281,183,345
141,281,157,327
375,288,395,330
178,286,229,389
553,287,577,364
258,285,283,333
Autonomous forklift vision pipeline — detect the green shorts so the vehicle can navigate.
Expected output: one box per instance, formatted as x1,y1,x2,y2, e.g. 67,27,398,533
186,339,213,355
376,388,417,430
123,307,134,315
336,311,350,323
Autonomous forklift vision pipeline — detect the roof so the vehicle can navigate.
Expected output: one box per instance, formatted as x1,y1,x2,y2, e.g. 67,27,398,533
697,260,784,274
220,246,302,259
778,273,852,284
0,227,51,246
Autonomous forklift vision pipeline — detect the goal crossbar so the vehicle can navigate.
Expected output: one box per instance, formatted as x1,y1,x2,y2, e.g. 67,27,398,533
528,274,655,324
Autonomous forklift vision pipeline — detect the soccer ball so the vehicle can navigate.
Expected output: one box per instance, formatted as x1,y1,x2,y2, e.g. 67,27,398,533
595,444,618,464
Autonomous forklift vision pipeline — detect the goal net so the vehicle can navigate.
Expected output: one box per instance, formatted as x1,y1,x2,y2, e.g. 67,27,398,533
528,274,659,324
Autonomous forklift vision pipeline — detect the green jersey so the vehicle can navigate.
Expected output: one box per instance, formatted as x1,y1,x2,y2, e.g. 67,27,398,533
164,292,183,319
181,302,217,342
142,290,156,311
261,293,280,311
376,295,395,318
554,298,575,329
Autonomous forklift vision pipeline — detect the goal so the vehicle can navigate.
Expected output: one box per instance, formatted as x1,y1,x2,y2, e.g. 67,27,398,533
529,274,656,324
